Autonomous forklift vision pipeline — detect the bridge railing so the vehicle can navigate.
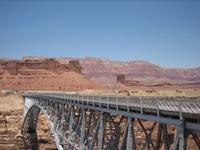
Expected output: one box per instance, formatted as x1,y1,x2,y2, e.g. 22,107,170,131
25,93,200,115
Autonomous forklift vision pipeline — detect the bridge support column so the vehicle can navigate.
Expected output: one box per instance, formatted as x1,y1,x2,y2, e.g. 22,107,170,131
126,117,136,150
118,117,136,150
64,107,76,149
97,113,107,150
80,109,86,149
174,121,186,150
88,112,101,150
69,108,75,136
155,123,171,150
137,119,156,150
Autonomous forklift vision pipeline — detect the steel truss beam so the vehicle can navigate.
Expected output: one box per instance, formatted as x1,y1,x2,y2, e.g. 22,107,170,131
155,123,171,150
192,133,200,149
21,95,200,150
137,119,156,150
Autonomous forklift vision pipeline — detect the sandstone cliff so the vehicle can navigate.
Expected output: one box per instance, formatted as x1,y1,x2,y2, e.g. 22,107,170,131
1,56,200,89
0,58,97,91
55,57,200,86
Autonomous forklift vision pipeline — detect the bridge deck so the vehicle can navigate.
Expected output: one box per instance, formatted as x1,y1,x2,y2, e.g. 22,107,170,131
25,93,200,119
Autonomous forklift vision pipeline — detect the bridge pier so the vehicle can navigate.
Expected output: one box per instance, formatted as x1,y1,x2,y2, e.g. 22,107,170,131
155,123,173,150
88,112,101,150
97,113,107,150
174,120,187,150
80,108,86,148
126,117,136,150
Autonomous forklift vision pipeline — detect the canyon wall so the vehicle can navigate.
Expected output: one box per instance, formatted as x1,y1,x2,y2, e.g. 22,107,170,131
0,58,98,91
55,57,200,85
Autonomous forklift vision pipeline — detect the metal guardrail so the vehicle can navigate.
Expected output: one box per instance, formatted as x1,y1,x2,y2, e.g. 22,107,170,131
25,93,200,116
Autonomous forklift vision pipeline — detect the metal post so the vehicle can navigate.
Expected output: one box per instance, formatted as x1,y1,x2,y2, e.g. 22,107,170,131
97,113,106,150
93,95,95,106
156,123,163,150
119,119,129,150
99,96,101,108
127,98,130,112
107,96,109,109
126,117,136,150
140,97,143,114
156,97,160,117
178,99,183,120
69,110,74,135
87,96,89,106
80,109,86,147
89,112,101,150
163,125,170,150
174,120,186,150
116,97,119,110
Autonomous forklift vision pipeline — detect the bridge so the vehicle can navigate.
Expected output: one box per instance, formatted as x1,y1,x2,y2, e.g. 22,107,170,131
21,93,200,150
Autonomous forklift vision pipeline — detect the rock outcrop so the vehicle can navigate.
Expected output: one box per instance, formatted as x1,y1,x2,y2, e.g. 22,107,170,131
116,74,140,86
0,58,82,75
0,58,98,91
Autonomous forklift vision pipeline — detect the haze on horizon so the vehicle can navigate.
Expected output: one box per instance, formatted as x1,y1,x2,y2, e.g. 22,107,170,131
0,0,200,68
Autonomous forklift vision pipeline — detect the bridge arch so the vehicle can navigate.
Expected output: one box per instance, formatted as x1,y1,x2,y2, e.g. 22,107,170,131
21,98,63,150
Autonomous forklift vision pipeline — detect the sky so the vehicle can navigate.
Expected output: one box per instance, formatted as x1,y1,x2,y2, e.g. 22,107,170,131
0,0,200,68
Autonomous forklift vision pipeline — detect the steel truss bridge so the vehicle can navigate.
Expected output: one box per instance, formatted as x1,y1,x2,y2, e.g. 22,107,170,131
21,93,200,150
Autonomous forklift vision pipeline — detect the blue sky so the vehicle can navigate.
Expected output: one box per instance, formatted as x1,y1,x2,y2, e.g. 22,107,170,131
0,0,200,68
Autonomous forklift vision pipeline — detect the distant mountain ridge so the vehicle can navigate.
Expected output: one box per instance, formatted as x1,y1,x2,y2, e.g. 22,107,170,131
53,57,200,85
18,56,200,85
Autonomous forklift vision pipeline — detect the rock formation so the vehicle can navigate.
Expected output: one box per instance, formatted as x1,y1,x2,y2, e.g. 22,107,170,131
23,57,200,86
0,58,82,75
116,74,140,86
1,56,200,89
58,57,200,86
0,58,98,91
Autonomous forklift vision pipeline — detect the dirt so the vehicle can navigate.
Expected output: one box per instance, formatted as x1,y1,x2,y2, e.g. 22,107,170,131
77,86,200,97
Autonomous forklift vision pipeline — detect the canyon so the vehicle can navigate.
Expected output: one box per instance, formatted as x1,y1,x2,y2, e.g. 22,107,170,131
1,56,200,91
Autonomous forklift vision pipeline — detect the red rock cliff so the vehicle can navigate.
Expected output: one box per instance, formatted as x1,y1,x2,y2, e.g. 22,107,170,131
0,58,97,91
